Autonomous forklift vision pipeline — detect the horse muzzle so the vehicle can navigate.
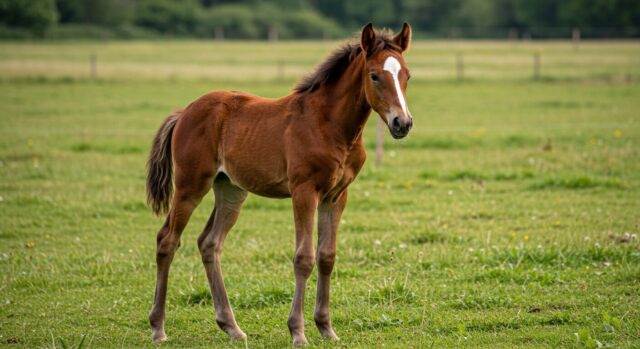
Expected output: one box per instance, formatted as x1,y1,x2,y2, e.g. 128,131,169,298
389,115,413,139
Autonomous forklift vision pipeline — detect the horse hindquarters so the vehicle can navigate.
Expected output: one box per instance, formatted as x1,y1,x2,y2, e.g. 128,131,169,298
148,106,219,342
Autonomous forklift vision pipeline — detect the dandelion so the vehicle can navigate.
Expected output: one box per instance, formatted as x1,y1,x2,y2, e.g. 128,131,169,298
364,191,370,197
447,190,453,196
613,129,622,138
584,236,591,242
374,239,382,246
468,247,475,253
0,196,3,202
594,242,601,248
511,231,517,238
25,241,34,248
524,235,529,241
471,127,486,137
340,219,347,225
631,234,637,241
399,243,407,249
403,180,413,189
389,151,397,158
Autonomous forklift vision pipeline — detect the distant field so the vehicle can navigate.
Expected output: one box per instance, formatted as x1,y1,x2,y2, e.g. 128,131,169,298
0,40,639,81
0,40,639,348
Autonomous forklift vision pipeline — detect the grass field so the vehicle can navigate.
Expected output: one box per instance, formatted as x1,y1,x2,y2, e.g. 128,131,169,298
0,40,639,348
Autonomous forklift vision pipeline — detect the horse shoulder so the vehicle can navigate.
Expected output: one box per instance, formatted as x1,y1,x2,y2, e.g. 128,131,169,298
346,140,366,176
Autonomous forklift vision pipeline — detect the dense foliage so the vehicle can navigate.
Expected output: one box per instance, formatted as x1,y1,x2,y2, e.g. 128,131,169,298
0,0,639,39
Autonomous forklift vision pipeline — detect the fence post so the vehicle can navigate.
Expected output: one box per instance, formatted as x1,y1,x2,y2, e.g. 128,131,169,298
268,26,279,42
323,29,331,41
90,51,97,79
572,28,581,50
376,118,384,167
277,60,285,81
456,53,464,81
533,52,541,80
215,26,224,41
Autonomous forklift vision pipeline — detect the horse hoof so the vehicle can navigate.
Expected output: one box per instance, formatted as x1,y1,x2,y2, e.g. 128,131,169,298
322,330,339,341
152,330,168,343
228,328,247,341
292,335,308,347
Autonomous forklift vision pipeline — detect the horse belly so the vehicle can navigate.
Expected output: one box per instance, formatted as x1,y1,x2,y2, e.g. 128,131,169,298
221,160,290,198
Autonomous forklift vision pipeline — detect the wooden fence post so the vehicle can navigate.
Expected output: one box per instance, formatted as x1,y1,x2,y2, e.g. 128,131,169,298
90,51,97,79
572,28,581,50
277,60,285,81
456,53,464,81
376,118,384,166
533,52,541,80
215,26,224,41
269,26,279,42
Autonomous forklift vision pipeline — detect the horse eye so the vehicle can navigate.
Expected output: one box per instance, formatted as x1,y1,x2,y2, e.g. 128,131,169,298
370,73,379,82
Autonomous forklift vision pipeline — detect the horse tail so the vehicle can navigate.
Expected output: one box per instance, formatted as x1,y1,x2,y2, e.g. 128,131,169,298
146,110,181,216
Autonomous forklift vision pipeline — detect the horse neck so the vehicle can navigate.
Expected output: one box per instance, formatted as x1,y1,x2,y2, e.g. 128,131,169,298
320,53,371,148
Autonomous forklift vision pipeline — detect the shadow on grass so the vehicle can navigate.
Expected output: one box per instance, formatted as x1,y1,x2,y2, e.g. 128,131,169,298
529,176,624,190
71,142,144,155
182,287,292,309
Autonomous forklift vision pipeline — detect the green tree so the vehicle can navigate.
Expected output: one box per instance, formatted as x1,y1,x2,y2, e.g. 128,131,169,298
0,0,58,36
135,0,199,35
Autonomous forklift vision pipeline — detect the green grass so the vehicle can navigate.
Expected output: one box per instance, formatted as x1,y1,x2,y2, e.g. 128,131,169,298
0,40,639,348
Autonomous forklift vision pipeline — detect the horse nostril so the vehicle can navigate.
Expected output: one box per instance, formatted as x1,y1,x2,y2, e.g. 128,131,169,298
392,117,401,129
407,118,413,128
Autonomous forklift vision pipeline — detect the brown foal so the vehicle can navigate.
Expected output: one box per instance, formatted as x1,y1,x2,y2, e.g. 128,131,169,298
146,23,413,346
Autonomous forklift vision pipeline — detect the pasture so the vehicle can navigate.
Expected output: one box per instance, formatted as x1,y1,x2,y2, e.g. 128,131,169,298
0,40,639,348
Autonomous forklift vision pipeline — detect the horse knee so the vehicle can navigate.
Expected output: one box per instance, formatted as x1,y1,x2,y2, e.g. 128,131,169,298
317,250,335,275
197,235,222,262
156,233,180,258
293,251,315,278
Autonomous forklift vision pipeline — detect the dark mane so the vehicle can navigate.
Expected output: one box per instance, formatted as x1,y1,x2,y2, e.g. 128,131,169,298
294,30,399,94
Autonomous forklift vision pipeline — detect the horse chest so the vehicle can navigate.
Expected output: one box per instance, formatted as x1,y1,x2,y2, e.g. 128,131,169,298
323,149,365,198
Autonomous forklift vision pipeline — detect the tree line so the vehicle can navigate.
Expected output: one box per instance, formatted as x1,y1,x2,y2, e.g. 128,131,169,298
1,0,639,39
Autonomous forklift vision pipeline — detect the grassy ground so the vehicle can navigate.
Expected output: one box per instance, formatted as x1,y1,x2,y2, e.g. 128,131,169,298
0,41,639,348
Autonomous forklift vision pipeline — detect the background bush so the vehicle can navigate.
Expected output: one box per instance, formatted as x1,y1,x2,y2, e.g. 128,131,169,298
0,0,639,39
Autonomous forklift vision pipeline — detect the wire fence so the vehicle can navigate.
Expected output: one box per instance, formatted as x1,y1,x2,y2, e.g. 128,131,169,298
0,40,638,83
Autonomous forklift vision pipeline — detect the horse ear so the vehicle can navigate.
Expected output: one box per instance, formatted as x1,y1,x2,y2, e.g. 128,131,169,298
361,23,376,53
393,22,412,52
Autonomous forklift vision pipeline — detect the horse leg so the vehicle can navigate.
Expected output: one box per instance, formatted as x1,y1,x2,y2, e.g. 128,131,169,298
287,184,319,347
314,190,347,341
149,177,211,343
197,176,248,341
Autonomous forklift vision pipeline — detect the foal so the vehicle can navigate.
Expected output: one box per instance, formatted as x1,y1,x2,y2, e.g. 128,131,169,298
146,23,413,346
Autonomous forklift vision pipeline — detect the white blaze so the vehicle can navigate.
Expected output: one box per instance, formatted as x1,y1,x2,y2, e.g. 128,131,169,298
383,56,409,117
